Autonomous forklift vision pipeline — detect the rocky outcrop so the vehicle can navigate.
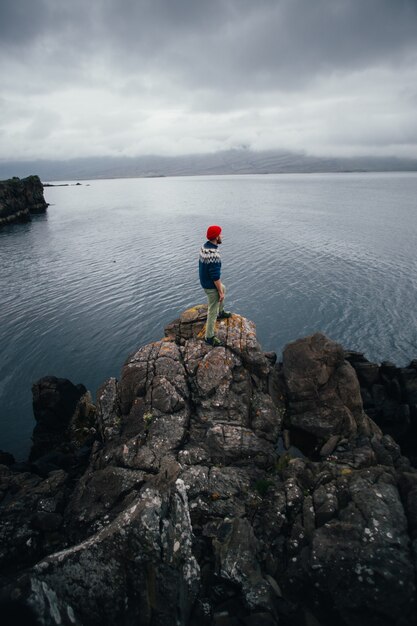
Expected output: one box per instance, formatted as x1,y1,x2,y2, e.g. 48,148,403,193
0,308,416,625
30,377,94,466
0,175,48,226
346,351,417,467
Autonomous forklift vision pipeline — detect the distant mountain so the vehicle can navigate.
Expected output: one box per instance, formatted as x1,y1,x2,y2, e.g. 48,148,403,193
1,149,416,181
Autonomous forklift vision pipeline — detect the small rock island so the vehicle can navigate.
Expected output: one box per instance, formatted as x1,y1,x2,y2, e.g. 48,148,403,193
0,307,416,625
0,175,48,227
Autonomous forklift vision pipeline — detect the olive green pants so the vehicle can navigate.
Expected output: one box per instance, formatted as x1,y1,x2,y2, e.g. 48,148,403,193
203,283,226,339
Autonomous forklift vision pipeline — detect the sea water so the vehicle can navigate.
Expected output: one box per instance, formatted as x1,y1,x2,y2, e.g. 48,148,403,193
1,172,417,459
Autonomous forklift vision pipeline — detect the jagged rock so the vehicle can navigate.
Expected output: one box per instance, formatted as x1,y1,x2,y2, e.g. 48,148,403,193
380,361,398,377
348,353,417,466
0,467,69,573
165,307,270,377
164,304,208,343
66,391,97,449
354,362,380,387
283,333,379,444
30,377,88,461
399,368,417,404
1,309,417,625
212,517,274,613
286,467,416,626
95,378,121,442
0,175,48,227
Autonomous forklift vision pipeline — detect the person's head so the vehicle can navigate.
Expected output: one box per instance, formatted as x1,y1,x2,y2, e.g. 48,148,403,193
206,224,222,245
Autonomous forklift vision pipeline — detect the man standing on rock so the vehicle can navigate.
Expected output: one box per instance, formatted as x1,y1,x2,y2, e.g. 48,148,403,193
199,225,232,346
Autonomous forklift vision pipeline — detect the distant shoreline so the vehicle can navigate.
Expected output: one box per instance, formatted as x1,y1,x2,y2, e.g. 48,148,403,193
43,182,83,187
2,148,417,182
40,169,417,185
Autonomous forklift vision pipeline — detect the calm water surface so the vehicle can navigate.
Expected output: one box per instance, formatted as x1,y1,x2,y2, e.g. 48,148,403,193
1,173,417,459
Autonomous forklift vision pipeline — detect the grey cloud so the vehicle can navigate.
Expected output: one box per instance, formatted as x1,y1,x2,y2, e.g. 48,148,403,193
0,0,49,45
164,0,417,93
25,109,61,140
2,0,417,90
0,0,416,160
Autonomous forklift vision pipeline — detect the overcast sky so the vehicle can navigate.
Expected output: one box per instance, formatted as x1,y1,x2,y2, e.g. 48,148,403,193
1,0,417,161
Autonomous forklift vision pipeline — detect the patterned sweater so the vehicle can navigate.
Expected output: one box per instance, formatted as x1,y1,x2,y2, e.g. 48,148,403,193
199,241,221,289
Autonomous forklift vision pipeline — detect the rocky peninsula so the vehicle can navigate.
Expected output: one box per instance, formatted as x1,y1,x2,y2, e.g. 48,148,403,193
0,307,416,625
0,175,48,227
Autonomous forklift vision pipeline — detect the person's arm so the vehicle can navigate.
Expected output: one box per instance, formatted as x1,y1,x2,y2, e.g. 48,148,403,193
214,278,224,302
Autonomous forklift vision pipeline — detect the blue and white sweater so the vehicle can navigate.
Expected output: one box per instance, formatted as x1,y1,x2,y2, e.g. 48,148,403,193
199,241,221,289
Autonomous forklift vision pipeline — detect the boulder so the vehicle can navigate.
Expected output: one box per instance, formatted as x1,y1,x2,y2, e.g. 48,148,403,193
282,333,378,445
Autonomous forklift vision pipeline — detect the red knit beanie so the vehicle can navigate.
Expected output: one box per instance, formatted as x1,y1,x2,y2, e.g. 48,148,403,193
206,225,222,240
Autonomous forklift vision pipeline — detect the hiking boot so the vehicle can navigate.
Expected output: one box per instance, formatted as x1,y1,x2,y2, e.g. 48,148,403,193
217,310,232,319
205,336,222,347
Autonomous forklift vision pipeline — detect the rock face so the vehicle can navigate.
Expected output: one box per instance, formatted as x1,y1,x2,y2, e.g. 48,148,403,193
346,351,417,467
30,377,91,463
0,175,48,226
1,308,417,626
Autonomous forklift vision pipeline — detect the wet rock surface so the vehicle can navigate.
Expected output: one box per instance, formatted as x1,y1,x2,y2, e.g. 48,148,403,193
1,307,416,625
0,175,48,226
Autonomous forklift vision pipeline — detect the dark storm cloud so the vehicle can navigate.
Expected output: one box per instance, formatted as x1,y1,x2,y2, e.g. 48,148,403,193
2,0,416,90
